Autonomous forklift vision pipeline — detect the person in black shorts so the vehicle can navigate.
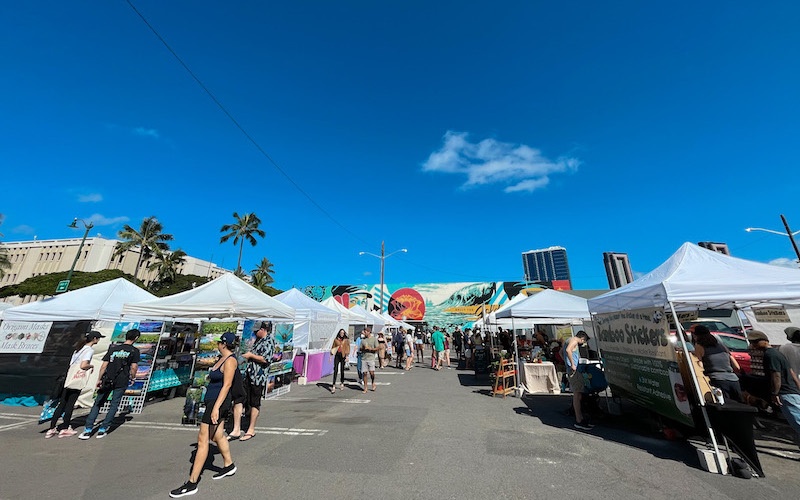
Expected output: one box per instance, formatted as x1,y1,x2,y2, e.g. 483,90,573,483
225,345,246,440
170,333,238,498
239,322,275,442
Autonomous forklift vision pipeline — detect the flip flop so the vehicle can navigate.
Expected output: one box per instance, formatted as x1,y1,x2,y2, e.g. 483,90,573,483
239,433,255,442
226,434,241,441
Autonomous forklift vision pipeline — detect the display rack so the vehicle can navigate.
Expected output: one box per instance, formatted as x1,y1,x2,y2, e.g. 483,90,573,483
492,358,517,398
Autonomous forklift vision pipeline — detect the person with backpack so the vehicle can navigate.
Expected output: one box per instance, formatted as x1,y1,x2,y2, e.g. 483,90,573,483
45,331,103,439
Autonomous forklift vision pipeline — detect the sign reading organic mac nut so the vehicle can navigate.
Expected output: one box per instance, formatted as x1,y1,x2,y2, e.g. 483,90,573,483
0,321,53,354
752,307,790,323
595,308,693,426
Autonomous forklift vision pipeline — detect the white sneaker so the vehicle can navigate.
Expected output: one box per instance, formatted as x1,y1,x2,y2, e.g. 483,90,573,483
45,428,58,439
58,427,78,438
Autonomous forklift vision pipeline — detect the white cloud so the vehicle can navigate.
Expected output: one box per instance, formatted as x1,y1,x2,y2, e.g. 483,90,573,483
78,193,103,203
133,127,160,139
363,271,373,277
422,131,580,193
86,214,130,226
768,257,800,269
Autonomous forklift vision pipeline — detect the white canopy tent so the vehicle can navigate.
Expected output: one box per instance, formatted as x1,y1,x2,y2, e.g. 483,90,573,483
273,288,340,350
2,278,156,322
349,304,387,332
121,273,295,320
496,289,591,321
321,297,369,325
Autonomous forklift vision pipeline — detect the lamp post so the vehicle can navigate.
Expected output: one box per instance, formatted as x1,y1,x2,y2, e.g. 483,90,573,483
745,214,800,265
57,218,94,293
359,241,407,313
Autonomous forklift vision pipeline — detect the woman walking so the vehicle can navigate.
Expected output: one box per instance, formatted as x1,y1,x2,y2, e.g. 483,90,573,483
45,331,103,438
331,329,350,393
377,331,387,368
170,333,238,498
404,329,415,371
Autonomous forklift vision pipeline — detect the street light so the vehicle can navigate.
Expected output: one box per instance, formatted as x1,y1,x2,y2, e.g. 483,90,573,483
745,214,800,265
359,241,407,313
57,218,94,293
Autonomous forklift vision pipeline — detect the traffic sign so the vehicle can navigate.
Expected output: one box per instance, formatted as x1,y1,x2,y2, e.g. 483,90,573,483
55,280,70,293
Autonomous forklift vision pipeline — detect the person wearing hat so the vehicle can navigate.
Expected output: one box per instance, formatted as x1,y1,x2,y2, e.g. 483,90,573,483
748,330,800,443
564,331,593,430
779,326,800,377
170,332,238,498
44,330,104,439
239,322,276,442
80,328,141,440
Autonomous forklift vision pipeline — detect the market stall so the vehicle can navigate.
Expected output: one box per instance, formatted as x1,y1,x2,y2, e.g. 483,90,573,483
321,297,370,365
273,288,341,384
588,242,800,476
0,278,155,406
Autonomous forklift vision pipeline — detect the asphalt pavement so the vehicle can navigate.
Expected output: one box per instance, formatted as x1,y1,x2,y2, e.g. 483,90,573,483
1,354,799,500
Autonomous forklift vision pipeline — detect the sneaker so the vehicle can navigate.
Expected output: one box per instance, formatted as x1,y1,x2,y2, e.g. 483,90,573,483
45,429,58,439
169,480,199,498
78,430,92,440
574,422,593,431
58,427,78,438
212,463,237,480
95,429,108,439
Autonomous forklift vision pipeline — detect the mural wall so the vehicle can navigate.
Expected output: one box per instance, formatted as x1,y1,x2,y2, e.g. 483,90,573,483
303,282,545,329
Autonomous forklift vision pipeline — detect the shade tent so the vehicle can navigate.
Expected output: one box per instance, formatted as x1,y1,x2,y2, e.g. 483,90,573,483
349,304,386,332
380,313,401,328
483,293,535,330
320,297,370,325
496,289,591,320
2,278,156,322
273,288,340,350
588,242,800,314
121,273,294,320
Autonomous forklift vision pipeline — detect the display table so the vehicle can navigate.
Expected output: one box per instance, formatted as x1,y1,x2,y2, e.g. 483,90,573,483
293,350,335,384
521,361,560,394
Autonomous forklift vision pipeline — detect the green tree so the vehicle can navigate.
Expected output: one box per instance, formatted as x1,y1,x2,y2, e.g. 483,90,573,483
219,212,265,275
147,248,187,288
0,215,10,279
114,216,174,280
251,257,275,286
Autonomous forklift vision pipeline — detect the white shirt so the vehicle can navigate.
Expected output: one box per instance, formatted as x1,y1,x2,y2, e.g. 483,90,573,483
405,333,413,347
70,345,94,366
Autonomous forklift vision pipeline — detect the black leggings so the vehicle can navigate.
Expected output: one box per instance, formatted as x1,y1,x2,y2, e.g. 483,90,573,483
332,353,346,385
50,388,81,430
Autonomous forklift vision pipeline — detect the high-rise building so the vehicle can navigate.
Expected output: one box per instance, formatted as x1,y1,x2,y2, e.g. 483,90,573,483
698,242,730,255
0,237,228,304
603,252,633,289
522,246,571,289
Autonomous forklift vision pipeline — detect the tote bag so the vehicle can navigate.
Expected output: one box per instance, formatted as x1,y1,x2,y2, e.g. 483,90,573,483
63,347,92,390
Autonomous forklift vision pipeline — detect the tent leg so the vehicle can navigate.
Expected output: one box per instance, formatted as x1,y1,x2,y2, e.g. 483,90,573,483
668,302,725,474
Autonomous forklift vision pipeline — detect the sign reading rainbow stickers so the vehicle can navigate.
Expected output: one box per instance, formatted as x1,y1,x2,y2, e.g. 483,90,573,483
0,321,52,353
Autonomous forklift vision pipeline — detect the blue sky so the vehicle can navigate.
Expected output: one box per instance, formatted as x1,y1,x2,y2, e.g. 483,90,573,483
2,1,800,290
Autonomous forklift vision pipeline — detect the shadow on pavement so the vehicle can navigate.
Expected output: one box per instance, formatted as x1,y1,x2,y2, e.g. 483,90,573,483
519,394,701,468
457,373,491,388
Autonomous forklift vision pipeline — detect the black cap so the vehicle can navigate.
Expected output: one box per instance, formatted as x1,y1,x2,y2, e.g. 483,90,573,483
86,330,105,340
258,322,268,330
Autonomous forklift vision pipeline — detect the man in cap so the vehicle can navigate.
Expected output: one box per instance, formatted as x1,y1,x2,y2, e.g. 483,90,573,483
239,322,276,441
748,330,800,443
80,328,140,439
564,331,593,430
360,326,378,392
779,326,800,376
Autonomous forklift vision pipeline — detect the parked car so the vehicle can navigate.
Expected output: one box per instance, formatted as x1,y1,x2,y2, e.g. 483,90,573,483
682,320,738,334
678,321,752,373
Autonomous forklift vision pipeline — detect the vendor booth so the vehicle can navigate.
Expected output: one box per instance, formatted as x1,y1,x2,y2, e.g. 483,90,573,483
0,278,156,407
495,289,593,395
321,297,370,366
273,288,340,385
121,274,296,420
588,242,800,476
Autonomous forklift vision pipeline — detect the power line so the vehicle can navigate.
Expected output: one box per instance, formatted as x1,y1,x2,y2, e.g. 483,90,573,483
125,0,367,245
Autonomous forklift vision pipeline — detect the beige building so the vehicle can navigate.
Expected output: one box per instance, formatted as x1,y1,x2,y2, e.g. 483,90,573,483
0,237,228,305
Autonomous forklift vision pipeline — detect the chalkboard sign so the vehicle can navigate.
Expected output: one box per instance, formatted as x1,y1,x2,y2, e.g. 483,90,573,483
474,347,489,375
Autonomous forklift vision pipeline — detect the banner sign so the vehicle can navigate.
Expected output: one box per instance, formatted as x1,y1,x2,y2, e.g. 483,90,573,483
752,307,791,324
595,308,693,426
0,321,53,353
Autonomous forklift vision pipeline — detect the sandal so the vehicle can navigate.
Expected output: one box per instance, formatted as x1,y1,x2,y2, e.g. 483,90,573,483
226,433,241,441
330,387,336,394
239,433,255,442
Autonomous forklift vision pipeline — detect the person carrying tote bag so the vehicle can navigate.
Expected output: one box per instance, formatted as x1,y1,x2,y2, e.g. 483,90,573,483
44,331,104,439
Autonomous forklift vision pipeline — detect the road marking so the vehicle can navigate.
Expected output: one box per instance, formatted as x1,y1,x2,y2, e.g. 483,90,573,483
0,420,35,432
275,397,370,404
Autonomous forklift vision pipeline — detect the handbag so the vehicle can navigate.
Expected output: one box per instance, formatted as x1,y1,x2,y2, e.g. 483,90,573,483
330,346,339,355
64,362,91,390
39,399,59,423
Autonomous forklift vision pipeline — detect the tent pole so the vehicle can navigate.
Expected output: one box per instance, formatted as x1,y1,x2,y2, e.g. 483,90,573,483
512,316,522,396
733,306,748,334
589,313,613,413
668,301,724,474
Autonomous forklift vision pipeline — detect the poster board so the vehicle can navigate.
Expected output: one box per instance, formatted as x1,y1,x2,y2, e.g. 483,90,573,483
595,308,694,426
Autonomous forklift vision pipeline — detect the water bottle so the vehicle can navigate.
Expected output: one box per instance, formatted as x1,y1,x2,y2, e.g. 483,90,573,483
712,387,724,405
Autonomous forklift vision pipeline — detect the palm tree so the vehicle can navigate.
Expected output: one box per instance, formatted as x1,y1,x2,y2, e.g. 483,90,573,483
0,215,10,279
219,212,265,274
148,248,187,286
250,257,275,291
114,216,174,280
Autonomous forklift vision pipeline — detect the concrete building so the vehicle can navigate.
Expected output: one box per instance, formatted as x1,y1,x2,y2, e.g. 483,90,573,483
0,237,227,304
603,252,634,289
698,241,730,255
521,246,572,289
